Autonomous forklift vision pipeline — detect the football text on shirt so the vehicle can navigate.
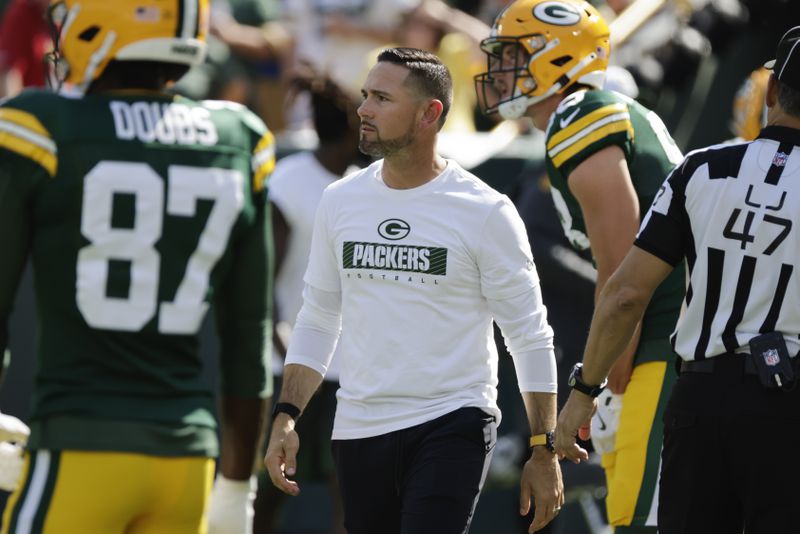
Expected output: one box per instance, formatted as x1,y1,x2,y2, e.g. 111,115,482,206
110,101,219,145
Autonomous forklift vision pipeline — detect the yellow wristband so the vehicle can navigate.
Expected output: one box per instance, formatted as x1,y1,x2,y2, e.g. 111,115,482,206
530,431,555,453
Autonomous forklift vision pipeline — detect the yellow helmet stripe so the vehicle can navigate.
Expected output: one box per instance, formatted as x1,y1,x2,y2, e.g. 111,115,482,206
177,0,199,38
547,103,628,150
551,121,633,168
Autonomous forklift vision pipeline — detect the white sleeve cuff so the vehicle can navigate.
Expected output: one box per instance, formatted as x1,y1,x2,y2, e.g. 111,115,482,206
487,286,557,392
511,348,558,393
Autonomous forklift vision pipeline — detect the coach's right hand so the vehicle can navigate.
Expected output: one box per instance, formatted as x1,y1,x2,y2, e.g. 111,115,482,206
264,416,301,496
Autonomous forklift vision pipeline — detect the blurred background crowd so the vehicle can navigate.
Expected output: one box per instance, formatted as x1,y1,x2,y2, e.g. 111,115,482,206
3,0,794,147
0,0,796,533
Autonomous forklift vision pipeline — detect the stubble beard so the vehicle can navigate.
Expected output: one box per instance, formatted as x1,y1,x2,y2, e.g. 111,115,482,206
359,119,416,158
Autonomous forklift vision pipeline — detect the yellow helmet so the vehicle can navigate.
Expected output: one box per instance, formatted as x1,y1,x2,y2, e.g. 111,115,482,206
731,67,770,141
475,0,610,119
49,0,209,94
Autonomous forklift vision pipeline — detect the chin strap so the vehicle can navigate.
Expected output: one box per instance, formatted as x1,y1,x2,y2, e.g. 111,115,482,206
498,83,560,120
498,52,604,120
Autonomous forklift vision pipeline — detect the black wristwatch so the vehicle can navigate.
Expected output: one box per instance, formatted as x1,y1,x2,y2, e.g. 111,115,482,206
530,431,555,454
271,402,302,422
568,363,607,398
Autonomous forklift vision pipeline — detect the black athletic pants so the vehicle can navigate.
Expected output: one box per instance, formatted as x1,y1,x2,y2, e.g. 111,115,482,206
331,407,497,534
659,354,800,533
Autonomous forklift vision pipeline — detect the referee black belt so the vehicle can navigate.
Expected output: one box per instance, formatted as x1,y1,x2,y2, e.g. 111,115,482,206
679,352,799,375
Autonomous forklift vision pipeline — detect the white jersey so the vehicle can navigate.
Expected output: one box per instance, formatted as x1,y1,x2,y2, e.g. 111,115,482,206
288,160,555,439
271,152,337,326
269,152,341,379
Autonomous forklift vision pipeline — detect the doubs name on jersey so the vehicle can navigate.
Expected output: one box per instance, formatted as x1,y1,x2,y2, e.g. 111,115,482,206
110,101,219,145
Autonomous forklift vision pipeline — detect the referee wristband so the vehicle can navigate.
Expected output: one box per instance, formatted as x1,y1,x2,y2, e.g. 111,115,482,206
271,402,302,422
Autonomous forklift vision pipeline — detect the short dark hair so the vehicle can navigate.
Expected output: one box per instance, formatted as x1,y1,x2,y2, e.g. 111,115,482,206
777,79,800,117
89,61,190,93
376,47,452,130
291,74,357,143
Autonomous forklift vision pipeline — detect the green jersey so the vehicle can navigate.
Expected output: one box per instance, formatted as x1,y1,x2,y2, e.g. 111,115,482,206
545,89,685,363
0,89,274,456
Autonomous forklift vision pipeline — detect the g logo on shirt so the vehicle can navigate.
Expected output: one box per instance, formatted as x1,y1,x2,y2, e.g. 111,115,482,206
532,1,581,26
377,219,411,240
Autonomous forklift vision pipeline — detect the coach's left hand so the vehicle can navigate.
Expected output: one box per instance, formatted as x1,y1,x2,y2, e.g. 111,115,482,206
519,447,564,532
264,415,301,496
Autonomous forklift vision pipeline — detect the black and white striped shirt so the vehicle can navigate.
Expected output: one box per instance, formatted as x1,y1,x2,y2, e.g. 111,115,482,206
636,126,800,361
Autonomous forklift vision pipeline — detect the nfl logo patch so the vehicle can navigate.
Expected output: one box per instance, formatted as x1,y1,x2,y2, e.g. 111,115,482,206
762,349,780,366
772,151,788,167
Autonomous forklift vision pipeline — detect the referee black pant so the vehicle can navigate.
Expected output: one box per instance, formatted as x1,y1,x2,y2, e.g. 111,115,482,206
659,354,800,534
331,407,496,534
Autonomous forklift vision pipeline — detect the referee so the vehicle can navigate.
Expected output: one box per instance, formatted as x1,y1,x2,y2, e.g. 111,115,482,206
555,26,800,534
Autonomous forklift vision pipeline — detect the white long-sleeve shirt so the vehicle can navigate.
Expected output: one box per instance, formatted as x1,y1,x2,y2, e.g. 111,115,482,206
286,159,556,439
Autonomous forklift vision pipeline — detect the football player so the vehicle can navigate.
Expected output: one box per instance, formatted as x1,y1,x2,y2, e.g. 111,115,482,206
476,1,686,531
0,1,273,532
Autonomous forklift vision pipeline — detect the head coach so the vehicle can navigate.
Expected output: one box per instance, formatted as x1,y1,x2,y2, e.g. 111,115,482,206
555,26,800,534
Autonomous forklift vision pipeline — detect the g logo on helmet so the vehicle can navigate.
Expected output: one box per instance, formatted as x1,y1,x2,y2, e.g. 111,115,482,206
533,1,582,26
377,219,411,240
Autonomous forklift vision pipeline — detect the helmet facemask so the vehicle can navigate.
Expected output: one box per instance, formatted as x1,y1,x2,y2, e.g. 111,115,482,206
475,34,559,120
474,0,611,121
44,1,70,91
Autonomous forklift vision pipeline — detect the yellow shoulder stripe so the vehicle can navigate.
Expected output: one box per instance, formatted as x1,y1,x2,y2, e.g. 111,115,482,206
551,121,633,168
252,131,275,193
0,132,58,176
547,103,628,150
254,130,275,155
253,159,275,193
0,108,51,138
0,108,57,176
